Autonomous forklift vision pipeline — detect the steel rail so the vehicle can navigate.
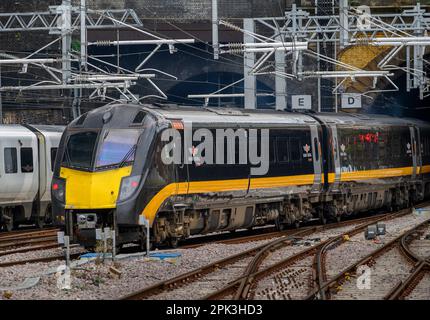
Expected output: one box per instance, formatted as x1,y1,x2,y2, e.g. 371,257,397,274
307,218,430,300
206,209,409,300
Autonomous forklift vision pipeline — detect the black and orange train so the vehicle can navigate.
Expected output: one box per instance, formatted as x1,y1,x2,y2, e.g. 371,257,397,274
51,104,430,248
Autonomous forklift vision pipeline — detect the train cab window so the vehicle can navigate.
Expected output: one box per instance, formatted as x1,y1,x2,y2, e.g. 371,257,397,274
63,131,98,169
4,148,17,174
20,148,34,173
290,138,301,161
51,148,58,171
276,138,289,163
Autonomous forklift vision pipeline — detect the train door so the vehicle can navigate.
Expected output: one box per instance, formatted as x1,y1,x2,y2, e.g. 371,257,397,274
409,126,419,181
172,120,189,201
329,124,341,192
310,124,323,193
31,128,46,223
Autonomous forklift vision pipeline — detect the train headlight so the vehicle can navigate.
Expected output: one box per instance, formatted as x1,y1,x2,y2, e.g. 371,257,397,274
118,175,141,202
52,177,66,203
77,215,87,225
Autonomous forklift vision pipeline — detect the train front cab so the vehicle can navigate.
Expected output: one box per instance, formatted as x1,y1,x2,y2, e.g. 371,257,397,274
52,108,158,247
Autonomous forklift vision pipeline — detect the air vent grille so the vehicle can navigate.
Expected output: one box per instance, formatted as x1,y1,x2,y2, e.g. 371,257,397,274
132,111,146,124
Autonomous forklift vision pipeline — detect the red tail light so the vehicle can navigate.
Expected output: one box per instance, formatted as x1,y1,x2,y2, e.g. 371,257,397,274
51,177,66,203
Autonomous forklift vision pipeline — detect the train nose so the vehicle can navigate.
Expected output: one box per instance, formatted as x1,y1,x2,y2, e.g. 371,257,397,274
59,166,133,209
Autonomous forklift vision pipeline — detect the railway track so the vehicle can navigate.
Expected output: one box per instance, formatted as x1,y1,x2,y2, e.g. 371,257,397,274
178,212,401,249
121,205,416,300
306,219,430,300
385,222,430,300
0,228,59,253
0,228,68,266
206,208,417,300
0,252,82,268
0,227,59,240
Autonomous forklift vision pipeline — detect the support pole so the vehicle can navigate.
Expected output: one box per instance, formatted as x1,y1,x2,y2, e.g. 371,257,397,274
317,41,321,112
61,0,72,84
146,220,150,257
212,0,219,60
275,35,287,110
64,235,70,267
103,227,110,262
80,0,87,70
243,18,256,109
112,230,116,262
0,65,2,124
339,0,349,49
413,3,424,99
406,46,411,92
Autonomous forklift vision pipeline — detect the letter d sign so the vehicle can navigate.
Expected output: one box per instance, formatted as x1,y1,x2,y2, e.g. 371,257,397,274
342,93,362,109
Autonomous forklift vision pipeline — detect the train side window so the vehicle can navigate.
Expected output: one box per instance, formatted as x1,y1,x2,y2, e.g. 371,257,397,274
276,138,289,163
51,148,58,171
20,147,34,173
391,134,401,158
269,139,276,163
426,135,430,156
4,148,17,174
290,138,301,161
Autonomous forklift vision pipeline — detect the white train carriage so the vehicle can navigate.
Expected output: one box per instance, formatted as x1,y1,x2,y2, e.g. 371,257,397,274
0,125,64,231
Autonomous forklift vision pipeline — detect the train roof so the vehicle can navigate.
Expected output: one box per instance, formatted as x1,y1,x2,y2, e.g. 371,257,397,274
146,104,319,125
0,124,35,136
313,112,430,127
30,125,65,134
0,125,65,139
144,104,430,128
70,103,430,129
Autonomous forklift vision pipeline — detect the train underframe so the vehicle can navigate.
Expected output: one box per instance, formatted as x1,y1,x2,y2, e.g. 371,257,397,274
0,201,52,231
150,180,426,248
67,180,428,249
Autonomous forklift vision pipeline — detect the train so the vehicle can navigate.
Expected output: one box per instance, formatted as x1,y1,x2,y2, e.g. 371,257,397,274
51,103,430,249
0,124,64,231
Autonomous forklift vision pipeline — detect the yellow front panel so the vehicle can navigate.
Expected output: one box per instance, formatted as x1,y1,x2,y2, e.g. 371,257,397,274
60,166,132,209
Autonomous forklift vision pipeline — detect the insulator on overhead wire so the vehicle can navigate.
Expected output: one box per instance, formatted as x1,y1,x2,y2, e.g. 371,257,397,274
220,20,242,32
227,42,243,49
94,40,113,46
354,38,370,46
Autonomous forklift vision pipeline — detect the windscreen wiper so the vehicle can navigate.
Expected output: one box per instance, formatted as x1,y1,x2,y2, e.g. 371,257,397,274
63,146,72,166
118,144,137,168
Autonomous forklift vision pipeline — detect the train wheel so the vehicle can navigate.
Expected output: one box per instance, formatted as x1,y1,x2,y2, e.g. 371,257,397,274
139,237,152,252
168,237,179,249
115,244,123,254
36,217,46,229
2,210,14,232
320,216,327,225
336,215,341,223
294,221,300,229
275,217,286,231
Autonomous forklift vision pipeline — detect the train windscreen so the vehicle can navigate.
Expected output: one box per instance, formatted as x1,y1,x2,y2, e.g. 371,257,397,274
95,129,141,169
62,131,98,170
